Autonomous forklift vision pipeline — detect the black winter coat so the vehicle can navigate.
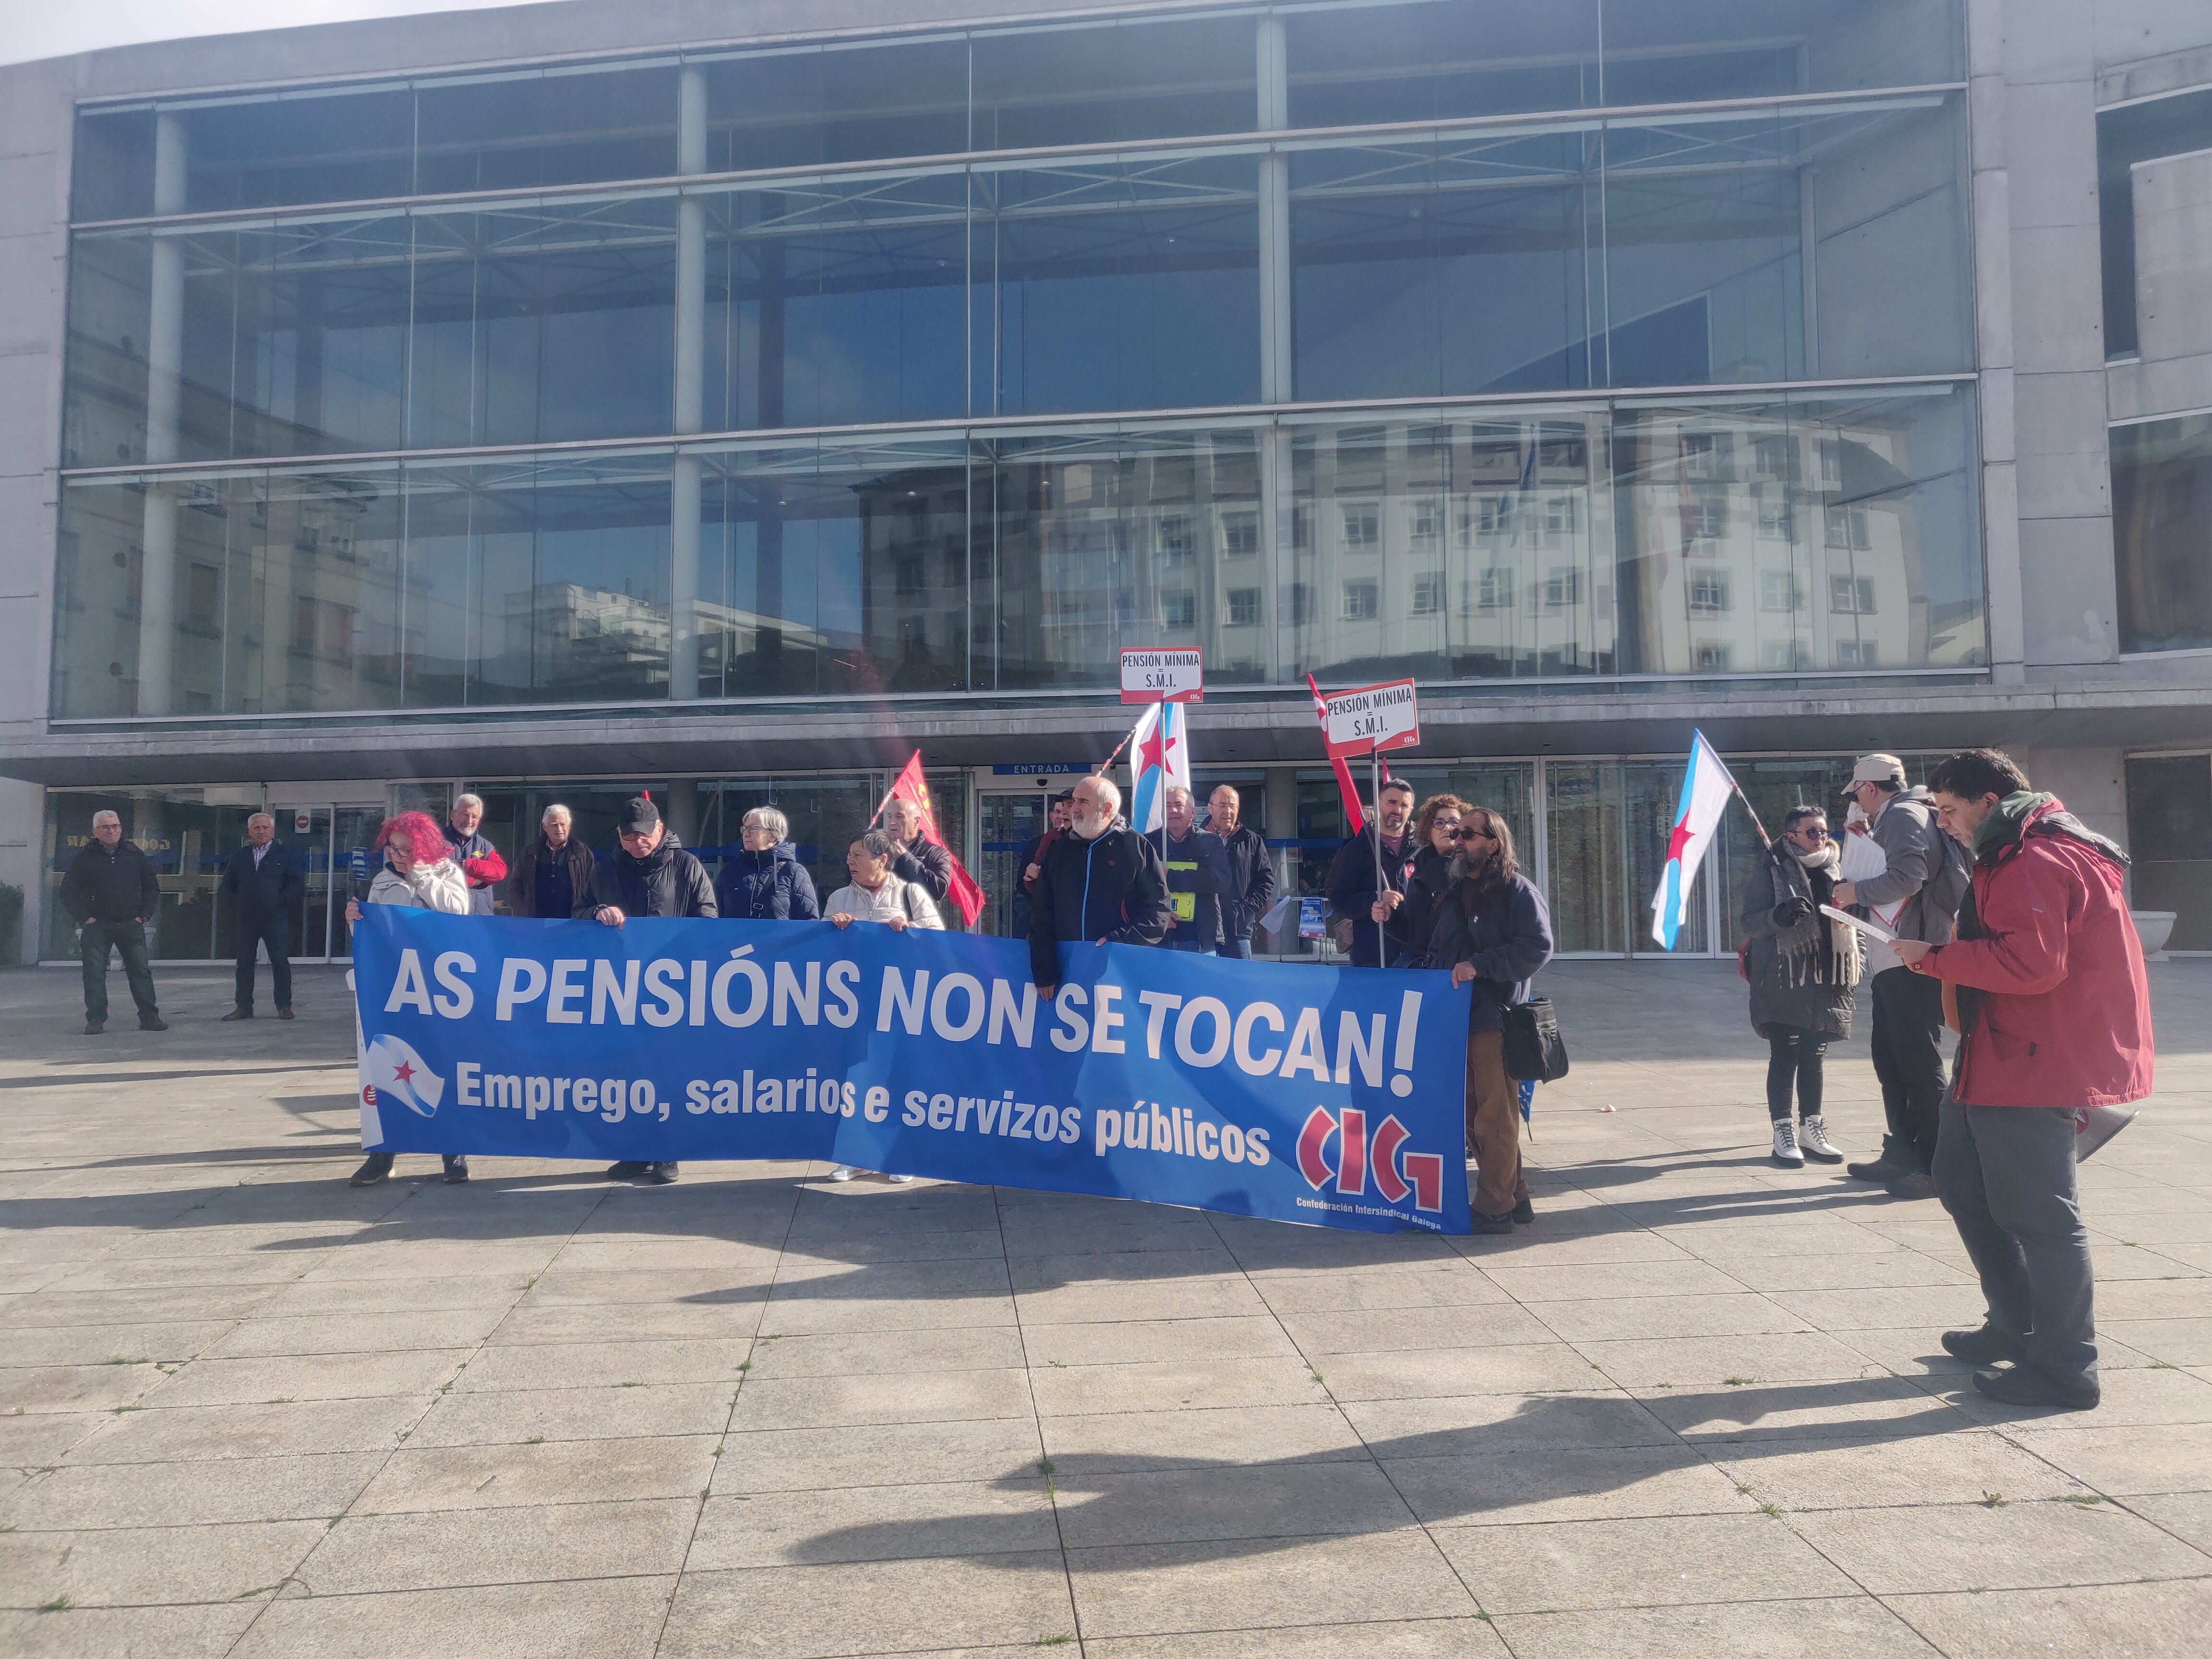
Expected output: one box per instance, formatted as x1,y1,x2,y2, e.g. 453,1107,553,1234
717,842,821,921
1159,828,1232,950
62,840,161,926
1214,824,1275,945
1737,846,1856,1040
508,836,595,918
219,842,304,922
1424,871,1555,1034
582,835,718,920
1028,827,1173,985
1328,825,1417,967
890,838,953,904
1383,842,1454,967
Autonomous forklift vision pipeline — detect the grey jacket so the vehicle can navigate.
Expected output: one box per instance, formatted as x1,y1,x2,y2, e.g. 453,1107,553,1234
1852,786,1964,947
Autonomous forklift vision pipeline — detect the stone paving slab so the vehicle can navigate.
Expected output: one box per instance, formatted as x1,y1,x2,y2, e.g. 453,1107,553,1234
1,958,2209,1654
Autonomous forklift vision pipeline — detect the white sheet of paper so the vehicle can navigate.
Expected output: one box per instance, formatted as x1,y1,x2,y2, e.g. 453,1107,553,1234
1820,903,1896,944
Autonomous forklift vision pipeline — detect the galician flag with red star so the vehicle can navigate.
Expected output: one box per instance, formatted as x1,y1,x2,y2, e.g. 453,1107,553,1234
1651,729,1739,950
1128,699,1192,835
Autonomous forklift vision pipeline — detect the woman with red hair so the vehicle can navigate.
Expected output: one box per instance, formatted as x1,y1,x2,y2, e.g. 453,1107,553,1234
344,809,472,1187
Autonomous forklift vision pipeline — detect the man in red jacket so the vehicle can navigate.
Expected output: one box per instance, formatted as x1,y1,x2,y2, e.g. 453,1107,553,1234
1893,748,2152,1410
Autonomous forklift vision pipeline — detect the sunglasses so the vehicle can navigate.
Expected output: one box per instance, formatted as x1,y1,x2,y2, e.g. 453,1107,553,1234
1791,825,1830,841
1454,828,1495,842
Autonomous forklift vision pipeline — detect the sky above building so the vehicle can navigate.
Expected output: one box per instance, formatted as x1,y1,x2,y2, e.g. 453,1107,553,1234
1,0,549,68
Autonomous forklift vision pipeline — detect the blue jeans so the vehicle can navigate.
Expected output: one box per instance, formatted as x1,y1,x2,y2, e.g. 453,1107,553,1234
1216,938,1253,960
80,921,159,1024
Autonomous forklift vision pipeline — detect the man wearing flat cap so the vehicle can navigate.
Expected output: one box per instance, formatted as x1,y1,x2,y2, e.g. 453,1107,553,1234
580,795,717,1184
1832,752,1971,1196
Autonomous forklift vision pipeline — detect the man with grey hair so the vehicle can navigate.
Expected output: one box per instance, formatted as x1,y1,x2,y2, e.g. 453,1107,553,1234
1156,784,1230,954
1029,773,1171,994
441,792,507,916
60,809,166,1035
219,811,304,1020
508,803,594,919
717,805,820,920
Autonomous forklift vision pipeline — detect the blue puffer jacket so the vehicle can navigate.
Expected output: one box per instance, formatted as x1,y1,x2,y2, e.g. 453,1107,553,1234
716,842,820,921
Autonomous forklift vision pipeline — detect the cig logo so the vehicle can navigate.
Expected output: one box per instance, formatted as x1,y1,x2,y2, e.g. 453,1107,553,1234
1294,1106,1443,1212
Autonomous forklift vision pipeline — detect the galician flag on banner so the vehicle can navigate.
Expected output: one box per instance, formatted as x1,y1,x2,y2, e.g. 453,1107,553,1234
1128,699,1192,835
1650,729,1739,950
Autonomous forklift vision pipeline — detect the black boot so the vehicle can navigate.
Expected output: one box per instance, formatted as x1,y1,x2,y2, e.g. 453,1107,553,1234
441,1155,470,1185
349,1152,395,1187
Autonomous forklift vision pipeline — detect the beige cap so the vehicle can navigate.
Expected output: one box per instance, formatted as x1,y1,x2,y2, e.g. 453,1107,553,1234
1845,753,1907,792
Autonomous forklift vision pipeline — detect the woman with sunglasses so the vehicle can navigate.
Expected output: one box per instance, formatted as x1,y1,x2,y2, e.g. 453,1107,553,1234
1738,805,1860,1168
1380,793,1469,967
1422,807,1553,1234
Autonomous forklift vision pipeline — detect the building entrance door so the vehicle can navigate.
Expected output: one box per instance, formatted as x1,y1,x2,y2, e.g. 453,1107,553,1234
266,803,385,962
972,767,1085,938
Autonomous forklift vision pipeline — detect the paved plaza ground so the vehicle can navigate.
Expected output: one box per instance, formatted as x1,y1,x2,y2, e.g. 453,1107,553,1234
1,956,2210,1657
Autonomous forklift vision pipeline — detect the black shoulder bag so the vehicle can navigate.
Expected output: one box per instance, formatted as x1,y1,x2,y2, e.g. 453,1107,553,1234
1500,995,1569,1083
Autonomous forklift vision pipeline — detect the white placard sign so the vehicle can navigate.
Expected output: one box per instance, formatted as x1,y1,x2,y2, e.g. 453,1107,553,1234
1322,677,1420,757
1119,647,1204,704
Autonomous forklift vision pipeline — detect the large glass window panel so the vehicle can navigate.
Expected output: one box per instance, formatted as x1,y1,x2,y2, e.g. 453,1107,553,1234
703,39,969,173
53,476,163,719
702,175,968,433
409,197,677,449
71,108,157,223
414,64,679,195
970,16,1257,151
62,232,156,469
1599,112,1804,387
984,427,1263,690
400,453,672,707
2113,414,2212,655
1600,0,1963,106
1625,758,1709,953
1285,1,1602,129
1545,759,1624,953
2097,87,2212,360
1610,386,1983,678
1291,416,1611,683
169,87,415,213
1292,129,1601,400
972,155,1260,416
698,437,970,699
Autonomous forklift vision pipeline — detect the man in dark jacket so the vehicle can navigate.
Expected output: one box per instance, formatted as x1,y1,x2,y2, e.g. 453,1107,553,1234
583,796,717,1185
883,796,953,906
507,804,595,919
1830,753,1968,1195
442,793,508,917
218,812,303,1021
1156,785,1231,953
60,810,167,1035
1329,778,1417,968
1029,775,1172,993
1898,749,2152,1411
716,805,820,921
1207,784,1274,960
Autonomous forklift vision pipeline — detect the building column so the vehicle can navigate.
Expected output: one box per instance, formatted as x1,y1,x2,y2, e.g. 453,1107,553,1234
137,111,186,716
668,66,708,701
1256,16,1294,686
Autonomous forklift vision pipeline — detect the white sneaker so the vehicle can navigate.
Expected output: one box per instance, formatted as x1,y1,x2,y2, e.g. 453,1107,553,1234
887,1173,915,1184
1770,1120,1804,1168
828,1165,855,1182
1798,1115,1844,1163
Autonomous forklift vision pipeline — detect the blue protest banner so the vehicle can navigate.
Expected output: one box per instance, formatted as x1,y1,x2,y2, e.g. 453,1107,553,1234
351,910,1473,1234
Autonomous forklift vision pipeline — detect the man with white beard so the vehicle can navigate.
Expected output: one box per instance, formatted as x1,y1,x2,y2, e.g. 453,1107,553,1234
1029,774,1173,997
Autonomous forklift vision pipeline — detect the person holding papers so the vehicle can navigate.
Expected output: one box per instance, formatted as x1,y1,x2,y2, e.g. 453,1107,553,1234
1737,806,1859,1168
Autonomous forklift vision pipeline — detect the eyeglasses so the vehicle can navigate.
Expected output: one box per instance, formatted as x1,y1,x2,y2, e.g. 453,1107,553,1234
1791,826,1830,841
1455,828,1495,842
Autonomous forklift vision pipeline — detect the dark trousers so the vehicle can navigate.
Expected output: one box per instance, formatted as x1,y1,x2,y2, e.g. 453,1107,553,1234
80,921,159,1024
234,914,293,1010
1764,1027,1828,1121
1870,966,1946,1171
1216,938,1253,960
1934,1094,2097,1391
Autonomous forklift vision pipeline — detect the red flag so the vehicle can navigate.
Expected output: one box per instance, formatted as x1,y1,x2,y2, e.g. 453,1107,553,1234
885,752,985,928
1306,674,1366,836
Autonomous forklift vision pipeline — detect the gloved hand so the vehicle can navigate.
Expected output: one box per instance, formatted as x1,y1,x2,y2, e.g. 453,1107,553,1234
1771,895,1815,928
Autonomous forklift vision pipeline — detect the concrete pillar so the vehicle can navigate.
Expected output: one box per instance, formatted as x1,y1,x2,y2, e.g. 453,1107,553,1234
1263,763,1300,951
1255,17,1294,686
668,66,709,701
137,111,187,716
667,779,702,850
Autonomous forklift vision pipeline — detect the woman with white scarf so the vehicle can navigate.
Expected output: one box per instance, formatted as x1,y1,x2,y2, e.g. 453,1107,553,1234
1739,805,1861,1168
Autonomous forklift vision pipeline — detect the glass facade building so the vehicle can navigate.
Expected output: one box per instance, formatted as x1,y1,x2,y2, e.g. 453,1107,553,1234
28,0,2032,963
